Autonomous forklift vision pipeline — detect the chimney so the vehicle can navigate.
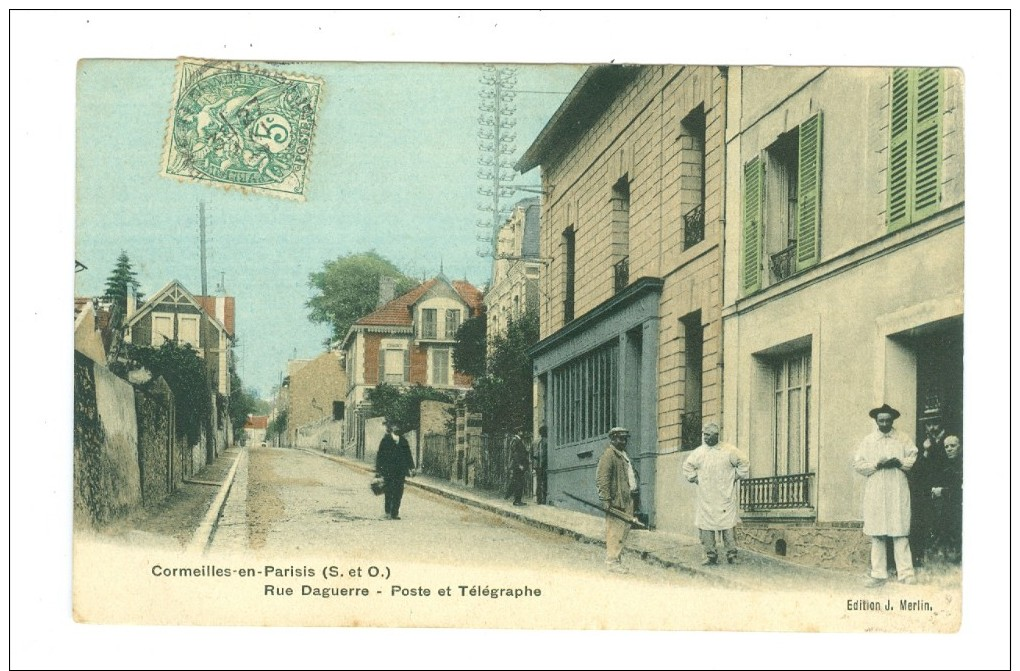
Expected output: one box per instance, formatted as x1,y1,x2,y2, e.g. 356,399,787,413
377,276,396,307
126,288,136,319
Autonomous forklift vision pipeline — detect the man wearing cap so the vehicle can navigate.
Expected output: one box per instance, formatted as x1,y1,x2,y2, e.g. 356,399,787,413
853,403,918,586
910,406,948,566
682,422,750,565
596,427,639,572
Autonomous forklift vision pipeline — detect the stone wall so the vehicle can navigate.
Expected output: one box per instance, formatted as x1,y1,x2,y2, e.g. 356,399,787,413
738,521,870,572
73,352,142,527
134,377,175,506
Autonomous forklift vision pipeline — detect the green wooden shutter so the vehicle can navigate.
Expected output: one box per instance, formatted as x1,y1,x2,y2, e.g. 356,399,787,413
912,68,942,221
378,347,385,383
403,348,411,383
887,68,912,230
741,157,764,294
796,112,823,271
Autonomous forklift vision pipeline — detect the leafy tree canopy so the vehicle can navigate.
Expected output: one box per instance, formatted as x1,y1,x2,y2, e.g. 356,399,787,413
306,251,418,343
366,383,455,434
116,342,211,444
103,250,143,313
466,308,539,434
452,314,487,378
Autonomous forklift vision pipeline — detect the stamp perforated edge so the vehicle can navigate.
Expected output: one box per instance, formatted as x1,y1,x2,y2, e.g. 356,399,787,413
160,57,324,202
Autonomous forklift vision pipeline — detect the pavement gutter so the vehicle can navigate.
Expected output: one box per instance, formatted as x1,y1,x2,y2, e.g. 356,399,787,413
187,448,246,555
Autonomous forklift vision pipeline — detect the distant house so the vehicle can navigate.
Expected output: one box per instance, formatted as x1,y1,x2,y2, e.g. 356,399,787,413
485,196,542,340
74,297,115,365
284,350,347,451
243,414,269,446
340,275,484,457
122,279,236,397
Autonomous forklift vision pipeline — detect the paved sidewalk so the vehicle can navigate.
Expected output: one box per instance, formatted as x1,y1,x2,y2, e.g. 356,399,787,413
307,449,866,591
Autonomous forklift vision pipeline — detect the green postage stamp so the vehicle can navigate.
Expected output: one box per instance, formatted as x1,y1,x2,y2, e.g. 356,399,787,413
162,58,322,200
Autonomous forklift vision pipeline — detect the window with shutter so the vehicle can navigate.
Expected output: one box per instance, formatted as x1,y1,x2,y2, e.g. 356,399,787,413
741,157,764,295
744,112,824,295
795,113,823,271
888,68,942,231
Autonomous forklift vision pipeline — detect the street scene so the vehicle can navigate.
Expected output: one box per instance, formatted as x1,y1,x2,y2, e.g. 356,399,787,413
70,53,969,634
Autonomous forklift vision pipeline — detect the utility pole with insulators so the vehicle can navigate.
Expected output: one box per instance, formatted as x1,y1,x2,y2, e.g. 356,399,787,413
477,66,518,259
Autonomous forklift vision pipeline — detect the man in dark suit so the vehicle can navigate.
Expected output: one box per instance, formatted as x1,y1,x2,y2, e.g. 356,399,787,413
375,419,415,520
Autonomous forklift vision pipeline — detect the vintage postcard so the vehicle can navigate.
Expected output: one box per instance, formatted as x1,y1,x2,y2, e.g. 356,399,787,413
11,9,1010,671
74,56,968,632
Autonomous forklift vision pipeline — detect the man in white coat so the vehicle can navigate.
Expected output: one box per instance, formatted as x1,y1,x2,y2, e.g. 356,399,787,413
853,403,918,586
682,423,750,565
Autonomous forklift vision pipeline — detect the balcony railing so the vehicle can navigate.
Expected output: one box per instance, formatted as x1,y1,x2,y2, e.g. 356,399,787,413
613,256,629,294
769,243,797,282
680,410,702,451
740,472,814,511
683,203,705,249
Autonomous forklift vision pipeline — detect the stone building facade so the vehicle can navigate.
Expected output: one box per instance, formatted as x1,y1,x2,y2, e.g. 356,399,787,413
721,66,964,568
518,65,727,530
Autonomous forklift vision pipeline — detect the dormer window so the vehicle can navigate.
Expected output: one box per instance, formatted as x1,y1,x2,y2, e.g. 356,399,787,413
421,308,438,339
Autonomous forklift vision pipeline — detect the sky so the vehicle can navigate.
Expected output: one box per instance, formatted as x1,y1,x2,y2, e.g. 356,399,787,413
11,10,1011,670
75,59,584,397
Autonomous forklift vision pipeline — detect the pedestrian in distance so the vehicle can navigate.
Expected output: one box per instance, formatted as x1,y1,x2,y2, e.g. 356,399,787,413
596,427,640,573
682,422,750,566
852,403,918,587
375,419,415,520
508,428,530,506
532,424,549,505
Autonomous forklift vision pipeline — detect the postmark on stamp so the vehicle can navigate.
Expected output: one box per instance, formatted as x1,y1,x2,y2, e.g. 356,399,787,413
162,58,323,200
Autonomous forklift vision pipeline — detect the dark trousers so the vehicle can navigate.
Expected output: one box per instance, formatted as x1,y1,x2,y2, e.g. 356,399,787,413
510,468,527,503
384,477,406,518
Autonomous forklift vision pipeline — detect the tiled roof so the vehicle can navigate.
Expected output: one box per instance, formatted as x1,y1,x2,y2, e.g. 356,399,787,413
355,278,485,328
244,415,269,430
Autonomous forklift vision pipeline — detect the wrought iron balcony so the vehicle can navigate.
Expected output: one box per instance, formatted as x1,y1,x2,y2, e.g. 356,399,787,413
680,411,702,451
740,472,814,511
769,243,797,282
683,203,705,249
613,256,630,294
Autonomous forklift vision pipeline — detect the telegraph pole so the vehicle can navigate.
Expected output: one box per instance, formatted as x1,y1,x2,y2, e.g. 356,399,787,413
477,66,518,259
199,201,208,296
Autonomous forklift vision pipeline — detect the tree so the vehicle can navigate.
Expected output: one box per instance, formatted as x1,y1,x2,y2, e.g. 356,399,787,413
116,342,212,445
466,308,539,434
267,409,288,440
103,250,143,313
228,369,269,440
306,251,418,343
365,383,455,434
452,314,487,378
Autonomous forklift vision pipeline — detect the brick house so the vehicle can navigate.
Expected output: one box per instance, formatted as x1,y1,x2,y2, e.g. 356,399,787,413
340,275,483,458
